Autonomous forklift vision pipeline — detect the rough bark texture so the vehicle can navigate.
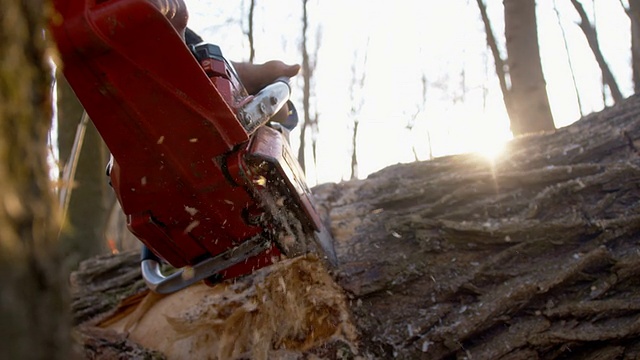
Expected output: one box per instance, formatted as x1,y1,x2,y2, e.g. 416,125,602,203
72,94,640,359
317,94,640,358
0,1,69,359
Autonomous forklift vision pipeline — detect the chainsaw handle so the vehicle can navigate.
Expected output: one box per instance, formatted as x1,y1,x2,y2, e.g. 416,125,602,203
237,79,291,134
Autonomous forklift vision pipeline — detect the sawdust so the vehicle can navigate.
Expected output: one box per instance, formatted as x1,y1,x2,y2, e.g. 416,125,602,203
101,256,357,359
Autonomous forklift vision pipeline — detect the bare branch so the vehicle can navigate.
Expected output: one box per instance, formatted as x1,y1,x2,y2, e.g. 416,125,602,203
570,0,624,103
247,0,256,63
553,0,584,116
475,0,513,120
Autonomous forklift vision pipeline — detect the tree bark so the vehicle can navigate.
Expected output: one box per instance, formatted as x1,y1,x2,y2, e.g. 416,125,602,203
70,93,640,359
318,95,640,358
0,1,69,359
504,0,556,135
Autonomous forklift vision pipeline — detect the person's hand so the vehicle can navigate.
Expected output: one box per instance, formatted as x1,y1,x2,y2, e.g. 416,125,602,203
233,60,301,125
232,60,300,95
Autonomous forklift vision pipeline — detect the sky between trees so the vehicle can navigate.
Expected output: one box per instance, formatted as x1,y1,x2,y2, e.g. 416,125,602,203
185,0,634,185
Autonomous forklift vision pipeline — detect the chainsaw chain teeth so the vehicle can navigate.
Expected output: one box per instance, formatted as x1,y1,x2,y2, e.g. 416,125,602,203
251,165,315,258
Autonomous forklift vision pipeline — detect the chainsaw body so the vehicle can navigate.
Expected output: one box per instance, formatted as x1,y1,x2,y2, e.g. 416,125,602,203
51,0,336,293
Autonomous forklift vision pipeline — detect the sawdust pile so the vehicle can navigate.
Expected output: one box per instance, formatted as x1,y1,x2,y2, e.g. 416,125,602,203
101,256,357,359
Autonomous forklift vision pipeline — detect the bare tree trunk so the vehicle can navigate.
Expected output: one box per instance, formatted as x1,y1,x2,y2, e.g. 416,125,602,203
504,0,555,135
477,0,554,135
246,0,256,63
0,1,69,358
71,94,640,359
311,111,319,181
622,0,640,94
310,30,322,177
553,0,584,117
571,0,624,104
349,120,359,180
476,0,516,124
57,76,81,175
57,77,111,268
348,42,368,181
406,75,428,162
298,0,312,172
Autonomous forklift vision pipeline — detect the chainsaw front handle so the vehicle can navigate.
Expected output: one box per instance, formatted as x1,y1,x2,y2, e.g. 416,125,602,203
238,78,291,134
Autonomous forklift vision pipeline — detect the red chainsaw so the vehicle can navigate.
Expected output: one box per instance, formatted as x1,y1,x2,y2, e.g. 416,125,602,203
50,0,337,294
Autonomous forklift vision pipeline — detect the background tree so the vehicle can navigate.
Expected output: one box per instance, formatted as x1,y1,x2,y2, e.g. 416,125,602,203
348,42,368,180
243,0,256,63
503,0,555,135
57,77,111,268
298,0,321,174
571,0,623,104
553,0,585,117
405,74,432,161
619,0,640,94
631,0,640,94
0,1,69,358
477,0,555,136
188,0,635,182
476,0,517,124
309,28,322,180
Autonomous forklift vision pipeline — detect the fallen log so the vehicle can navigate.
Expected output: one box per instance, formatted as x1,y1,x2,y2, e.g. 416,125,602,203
72,94,640,359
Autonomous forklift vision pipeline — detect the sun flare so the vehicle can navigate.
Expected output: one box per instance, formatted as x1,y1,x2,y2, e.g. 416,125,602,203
476,136,507,161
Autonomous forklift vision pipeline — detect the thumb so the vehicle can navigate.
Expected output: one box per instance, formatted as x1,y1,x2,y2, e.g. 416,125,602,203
282,64,301,78
235,61,301,94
